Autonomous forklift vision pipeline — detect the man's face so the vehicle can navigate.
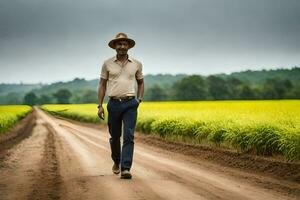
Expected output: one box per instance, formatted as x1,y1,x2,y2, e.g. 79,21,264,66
115,40,129,55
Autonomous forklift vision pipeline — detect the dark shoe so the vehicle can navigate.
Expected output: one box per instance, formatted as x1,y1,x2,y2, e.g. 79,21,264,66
120,169,132,179
112,163,120,174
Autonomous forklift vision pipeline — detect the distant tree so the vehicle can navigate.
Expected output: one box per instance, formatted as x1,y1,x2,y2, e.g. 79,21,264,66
240,85,256,99
262,78,293,99
52,89,72,104
4,93,22,104
23,92,38,105
227,77,244,99
81,90,98,103
145,85,168,101
252,87,263,100
282,79,293,90
38,94,53,105
290,85,300,99
173,75,208,100
207,76,230,100
0,93,23,105
262,85,278,99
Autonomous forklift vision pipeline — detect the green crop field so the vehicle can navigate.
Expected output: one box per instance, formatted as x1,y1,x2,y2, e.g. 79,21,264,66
41,100,300,161
0,105,32,134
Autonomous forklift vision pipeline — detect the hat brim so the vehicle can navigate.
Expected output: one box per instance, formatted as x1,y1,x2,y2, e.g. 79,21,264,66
108,38,135,49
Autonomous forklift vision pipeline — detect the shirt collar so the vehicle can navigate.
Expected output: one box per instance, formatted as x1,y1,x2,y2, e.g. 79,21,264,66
113,55,132,62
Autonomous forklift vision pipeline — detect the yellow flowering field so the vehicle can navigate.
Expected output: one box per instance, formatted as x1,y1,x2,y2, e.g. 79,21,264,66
41,100,300,161
0,105,32,134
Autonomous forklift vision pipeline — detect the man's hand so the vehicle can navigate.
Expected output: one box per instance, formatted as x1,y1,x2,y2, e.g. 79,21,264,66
97,106,105,120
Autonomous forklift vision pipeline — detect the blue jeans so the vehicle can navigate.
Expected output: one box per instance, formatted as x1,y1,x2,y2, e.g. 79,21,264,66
107,97,139,171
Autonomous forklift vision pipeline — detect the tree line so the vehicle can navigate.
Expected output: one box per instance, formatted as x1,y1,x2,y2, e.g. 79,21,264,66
22,75,299,105
144,75,300,101
23,89,98,105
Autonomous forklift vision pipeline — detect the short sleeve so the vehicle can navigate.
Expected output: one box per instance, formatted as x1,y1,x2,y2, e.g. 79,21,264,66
100,62,108,79
135,62,144,80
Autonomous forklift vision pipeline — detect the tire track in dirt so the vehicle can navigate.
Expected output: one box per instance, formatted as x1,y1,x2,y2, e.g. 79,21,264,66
27,123,62,200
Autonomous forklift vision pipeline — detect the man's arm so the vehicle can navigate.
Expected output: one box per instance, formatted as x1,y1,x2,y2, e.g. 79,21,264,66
98,78,107,105
136,78,144,102
97,78,107,119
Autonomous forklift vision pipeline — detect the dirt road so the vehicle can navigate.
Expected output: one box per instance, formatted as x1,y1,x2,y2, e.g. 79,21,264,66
0,107,299,200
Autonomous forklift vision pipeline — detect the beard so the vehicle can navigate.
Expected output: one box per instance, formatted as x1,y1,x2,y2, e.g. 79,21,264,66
117,49,128,55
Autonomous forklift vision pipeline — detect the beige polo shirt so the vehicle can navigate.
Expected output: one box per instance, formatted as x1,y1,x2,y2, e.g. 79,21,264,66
100,55,144,97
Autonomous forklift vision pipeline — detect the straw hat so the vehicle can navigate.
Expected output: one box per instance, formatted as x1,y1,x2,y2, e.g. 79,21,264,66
108,33,135,49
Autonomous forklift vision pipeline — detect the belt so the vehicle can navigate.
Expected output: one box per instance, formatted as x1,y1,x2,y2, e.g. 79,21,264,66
110,96,135,102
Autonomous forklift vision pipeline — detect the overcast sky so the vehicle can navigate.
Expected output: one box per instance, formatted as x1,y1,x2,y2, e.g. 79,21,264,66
0,0,299,84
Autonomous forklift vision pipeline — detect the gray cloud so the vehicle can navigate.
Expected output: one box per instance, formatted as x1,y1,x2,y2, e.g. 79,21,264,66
0,0,299,83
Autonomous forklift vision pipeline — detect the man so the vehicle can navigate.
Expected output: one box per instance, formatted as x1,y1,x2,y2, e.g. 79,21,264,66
97,33,144,179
